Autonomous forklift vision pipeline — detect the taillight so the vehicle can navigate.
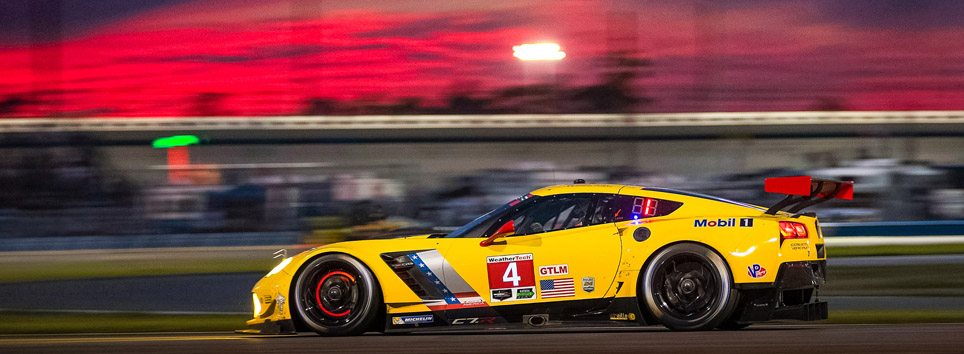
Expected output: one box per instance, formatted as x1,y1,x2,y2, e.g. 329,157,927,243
779,221,808,240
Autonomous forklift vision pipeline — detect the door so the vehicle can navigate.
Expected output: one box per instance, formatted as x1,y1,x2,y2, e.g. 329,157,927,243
438,193,623,318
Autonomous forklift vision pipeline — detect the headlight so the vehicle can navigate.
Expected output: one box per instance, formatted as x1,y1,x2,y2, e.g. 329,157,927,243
252,293,262,317
266,257,292,277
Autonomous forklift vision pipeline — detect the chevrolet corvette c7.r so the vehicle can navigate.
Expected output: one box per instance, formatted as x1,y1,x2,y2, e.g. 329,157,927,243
242,176,851,335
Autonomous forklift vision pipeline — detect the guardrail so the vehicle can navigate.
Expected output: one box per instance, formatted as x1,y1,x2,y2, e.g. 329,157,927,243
1,111,963,133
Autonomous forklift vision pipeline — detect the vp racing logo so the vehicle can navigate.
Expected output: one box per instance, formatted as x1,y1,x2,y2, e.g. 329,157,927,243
747,264,767,278
694,218,754,228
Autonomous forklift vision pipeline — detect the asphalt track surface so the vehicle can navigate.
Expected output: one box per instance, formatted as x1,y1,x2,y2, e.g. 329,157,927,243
2,324,964,354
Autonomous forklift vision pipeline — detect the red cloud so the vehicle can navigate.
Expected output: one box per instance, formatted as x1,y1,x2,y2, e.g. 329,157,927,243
0,0,962,117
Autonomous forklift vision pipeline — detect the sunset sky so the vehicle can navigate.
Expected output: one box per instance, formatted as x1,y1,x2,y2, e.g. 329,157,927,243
1,0,962,116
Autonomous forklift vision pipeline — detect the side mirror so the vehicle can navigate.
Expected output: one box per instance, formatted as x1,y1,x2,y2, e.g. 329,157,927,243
480,220,514,247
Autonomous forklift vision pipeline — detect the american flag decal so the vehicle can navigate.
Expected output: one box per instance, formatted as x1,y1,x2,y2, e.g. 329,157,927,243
539,278,575,298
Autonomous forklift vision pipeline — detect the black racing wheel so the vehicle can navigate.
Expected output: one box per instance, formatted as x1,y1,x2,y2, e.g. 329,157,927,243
640,243,739,331
292,253,382,336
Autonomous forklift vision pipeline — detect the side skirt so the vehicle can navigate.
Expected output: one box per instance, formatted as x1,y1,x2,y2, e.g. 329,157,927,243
384,297,646,333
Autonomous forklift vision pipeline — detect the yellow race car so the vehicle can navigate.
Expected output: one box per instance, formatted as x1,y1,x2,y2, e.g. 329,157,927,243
242,176,852,335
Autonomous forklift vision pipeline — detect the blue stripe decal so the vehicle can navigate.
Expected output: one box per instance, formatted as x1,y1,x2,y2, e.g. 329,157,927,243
409,253,459,304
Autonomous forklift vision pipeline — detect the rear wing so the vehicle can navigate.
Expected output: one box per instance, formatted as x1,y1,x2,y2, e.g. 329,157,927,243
764,176,854,215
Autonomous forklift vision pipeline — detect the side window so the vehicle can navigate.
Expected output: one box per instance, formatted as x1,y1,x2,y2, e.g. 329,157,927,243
594,194,683,223
591,194,620,225
509,194,593,236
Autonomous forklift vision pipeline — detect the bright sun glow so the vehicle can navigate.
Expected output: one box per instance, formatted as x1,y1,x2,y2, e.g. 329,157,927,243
512,42,566,61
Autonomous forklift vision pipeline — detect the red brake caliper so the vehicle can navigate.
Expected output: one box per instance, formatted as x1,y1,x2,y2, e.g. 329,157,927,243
315,270,356,317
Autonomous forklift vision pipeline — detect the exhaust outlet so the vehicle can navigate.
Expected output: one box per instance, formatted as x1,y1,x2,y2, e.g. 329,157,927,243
523,314,548,327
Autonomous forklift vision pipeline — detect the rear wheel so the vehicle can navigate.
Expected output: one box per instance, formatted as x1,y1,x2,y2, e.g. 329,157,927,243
640,243,738,331
292,254,382,336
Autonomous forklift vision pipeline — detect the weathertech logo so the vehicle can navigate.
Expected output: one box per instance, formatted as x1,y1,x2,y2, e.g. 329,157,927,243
694,218,754,228
486,254,533,263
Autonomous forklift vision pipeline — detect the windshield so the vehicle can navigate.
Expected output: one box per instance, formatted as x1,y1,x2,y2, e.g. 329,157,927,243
444,194,536,238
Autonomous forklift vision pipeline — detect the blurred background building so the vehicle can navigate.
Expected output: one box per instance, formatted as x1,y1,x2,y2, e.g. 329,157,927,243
0,0,962,247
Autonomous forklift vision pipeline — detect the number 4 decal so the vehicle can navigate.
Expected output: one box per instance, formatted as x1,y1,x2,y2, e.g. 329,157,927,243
502,262,521,287
486,254,536,302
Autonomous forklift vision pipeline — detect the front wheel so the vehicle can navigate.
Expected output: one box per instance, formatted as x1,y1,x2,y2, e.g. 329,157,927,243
640,243,738,331
292,253,382,336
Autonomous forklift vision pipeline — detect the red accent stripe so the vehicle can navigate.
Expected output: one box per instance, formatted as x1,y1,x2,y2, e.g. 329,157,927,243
427,302,489,311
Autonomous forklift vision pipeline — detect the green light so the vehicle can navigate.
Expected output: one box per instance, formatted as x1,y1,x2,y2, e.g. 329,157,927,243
152,135,200,149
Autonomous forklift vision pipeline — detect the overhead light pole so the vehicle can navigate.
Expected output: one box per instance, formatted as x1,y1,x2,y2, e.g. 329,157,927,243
513,42,566,111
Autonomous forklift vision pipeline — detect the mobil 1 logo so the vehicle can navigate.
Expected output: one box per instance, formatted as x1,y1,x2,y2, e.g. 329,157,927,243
694,217,754,228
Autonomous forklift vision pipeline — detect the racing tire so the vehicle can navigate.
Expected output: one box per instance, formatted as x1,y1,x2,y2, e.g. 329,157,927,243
292,253,382,336
640,243,739,331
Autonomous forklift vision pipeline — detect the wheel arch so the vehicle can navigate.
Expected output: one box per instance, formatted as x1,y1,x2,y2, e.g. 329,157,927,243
287,251,387,333
636,240,736,288
634,240,736,324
